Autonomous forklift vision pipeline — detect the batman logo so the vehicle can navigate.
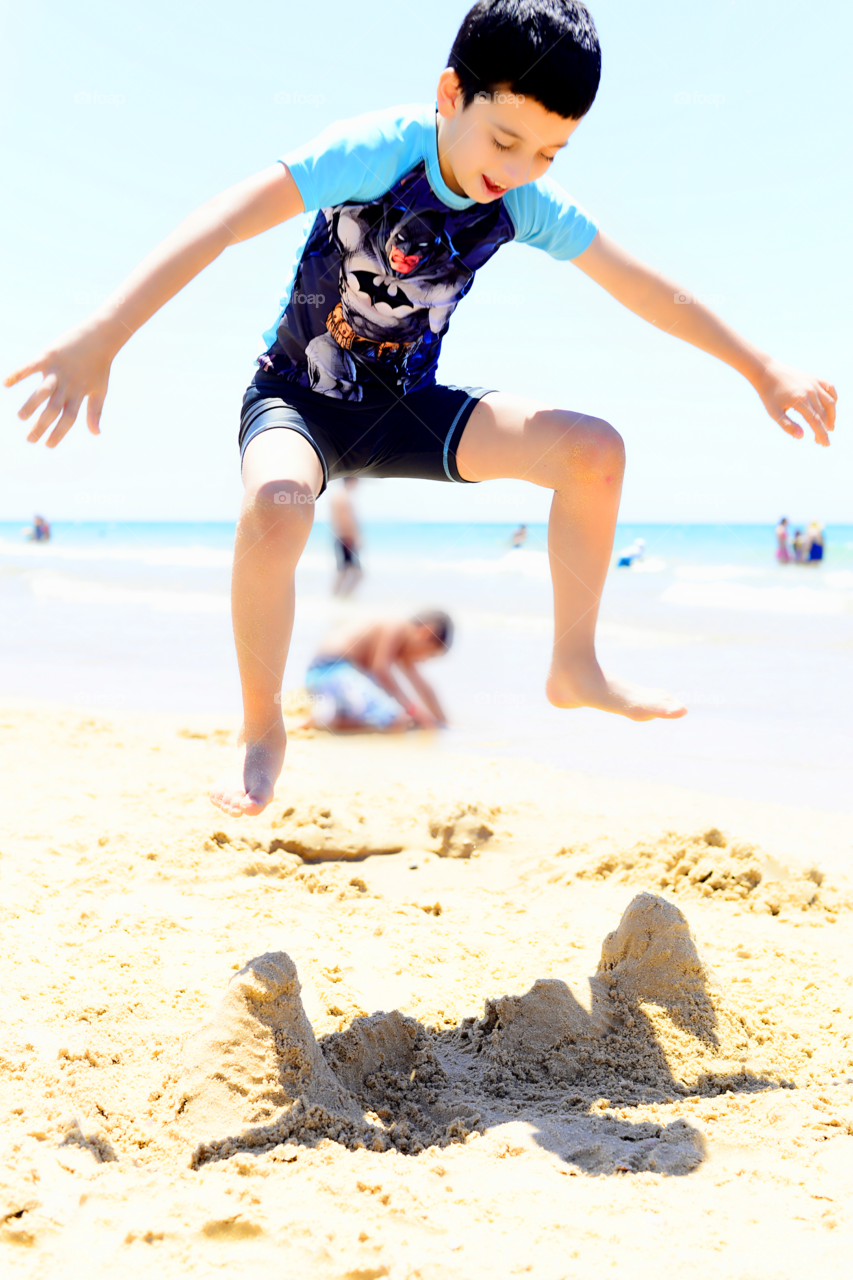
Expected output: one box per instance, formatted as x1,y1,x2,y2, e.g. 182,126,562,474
351,271,416,310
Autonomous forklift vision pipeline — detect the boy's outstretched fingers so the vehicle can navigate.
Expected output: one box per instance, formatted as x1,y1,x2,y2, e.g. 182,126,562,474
26,385,69,445
45,397,85,449
3,356,44,389
6,328,112,446
761,366,837,446
86,393,104,436
16,370,56,425
785,393,831,447
818,379,838,430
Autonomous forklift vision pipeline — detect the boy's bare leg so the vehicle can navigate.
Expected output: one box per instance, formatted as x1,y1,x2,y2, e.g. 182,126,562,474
210,429,324,816
457,393,686,721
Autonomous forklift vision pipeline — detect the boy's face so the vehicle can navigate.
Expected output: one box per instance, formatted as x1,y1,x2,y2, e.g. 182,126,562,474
436,69,581,203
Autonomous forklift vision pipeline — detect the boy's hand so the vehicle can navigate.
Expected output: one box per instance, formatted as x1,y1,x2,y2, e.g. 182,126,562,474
754,359,837,447
573,234,838,447
5,319,118,448
407,702,439,729
5,164,305,449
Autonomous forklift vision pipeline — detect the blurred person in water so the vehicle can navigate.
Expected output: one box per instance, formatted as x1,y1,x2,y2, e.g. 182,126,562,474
775,516,791,564
329,477,363,596
616,536,645,568
24,514,51,542
806,521,825,564
302,610,452,732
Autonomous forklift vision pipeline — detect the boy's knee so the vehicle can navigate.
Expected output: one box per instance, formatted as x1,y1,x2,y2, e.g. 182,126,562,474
554,414,624,483
244,478,317,533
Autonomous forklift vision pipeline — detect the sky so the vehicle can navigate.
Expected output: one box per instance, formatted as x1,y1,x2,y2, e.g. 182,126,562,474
1,0,849,523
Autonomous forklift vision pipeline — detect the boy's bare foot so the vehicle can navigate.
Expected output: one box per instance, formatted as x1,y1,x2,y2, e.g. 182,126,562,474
546,659,687,722
209,721,287,816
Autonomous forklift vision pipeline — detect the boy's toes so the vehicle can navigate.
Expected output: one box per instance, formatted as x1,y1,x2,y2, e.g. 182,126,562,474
662,700,688,720
641,693,687,720
625,689,688,721
233,789,271,816
209,783,235,815
209,782,271,817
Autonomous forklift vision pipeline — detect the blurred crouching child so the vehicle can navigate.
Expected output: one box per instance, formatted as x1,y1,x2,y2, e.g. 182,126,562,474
303,611,452,731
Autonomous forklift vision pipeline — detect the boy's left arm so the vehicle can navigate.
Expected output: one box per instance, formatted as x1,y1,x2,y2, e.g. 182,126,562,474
398,663,448,728
573,231,837,445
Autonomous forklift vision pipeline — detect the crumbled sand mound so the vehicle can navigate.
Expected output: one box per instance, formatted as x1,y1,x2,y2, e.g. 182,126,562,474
172,953,480,1168
597,892,712,1011
175,952,358,1153
574,827,846,918
465,979,601,1088
206,798,501,862
267,802,406,861
427,803,498,858
464,894,759,1100
592,893,756,1090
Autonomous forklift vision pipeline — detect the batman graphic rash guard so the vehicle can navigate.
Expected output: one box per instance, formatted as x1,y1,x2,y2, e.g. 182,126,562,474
258,103,598,403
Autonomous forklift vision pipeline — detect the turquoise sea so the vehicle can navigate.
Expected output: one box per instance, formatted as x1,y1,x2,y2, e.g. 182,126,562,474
1,520,852,812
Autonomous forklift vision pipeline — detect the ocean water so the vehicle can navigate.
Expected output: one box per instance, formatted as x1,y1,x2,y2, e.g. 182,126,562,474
1,520,852,813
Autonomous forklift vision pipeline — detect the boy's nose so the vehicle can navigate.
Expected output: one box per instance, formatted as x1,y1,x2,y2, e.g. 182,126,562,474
501,160,530,187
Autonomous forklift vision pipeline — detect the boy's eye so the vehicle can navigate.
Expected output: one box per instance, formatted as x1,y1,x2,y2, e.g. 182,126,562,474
539,154,556,164
492,138,512,152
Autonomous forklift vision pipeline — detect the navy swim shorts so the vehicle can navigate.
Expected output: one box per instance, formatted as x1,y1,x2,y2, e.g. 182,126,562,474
238,376,491,496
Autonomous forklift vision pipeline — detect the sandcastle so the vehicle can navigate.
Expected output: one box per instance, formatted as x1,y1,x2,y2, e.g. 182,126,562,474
173,893,768,1171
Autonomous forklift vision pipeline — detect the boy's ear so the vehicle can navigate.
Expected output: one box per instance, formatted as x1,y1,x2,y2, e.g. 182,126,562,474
436,68,465,120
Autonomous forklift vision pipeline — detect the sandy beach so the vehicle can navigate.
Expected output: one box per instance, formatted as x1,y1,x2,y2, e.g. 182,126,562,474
1,697,852,1279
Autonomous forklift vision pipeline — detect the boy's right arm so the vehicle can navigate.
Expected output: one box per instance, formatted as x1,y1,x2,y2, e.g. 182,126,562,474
368,625,438,728
4,163,305,448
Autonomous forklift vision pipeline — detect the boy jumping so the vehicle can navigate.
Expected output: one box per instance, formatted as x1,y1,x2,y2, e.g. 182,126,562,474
5,1,836,818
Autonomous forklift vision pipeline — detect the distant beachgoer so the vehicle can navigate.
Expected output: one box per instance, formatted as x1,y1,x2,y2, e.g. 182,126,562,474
807,521,824,563
25,514,51,542
792,528,806,563
616,537,645,568
510,523,528,549
775,517,790,563
329,477,363,596
302,611,452,732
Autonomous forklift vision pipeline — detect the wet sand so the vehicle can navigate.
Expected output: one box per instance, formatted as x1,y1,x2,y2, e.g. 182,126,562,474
1,698,852,1278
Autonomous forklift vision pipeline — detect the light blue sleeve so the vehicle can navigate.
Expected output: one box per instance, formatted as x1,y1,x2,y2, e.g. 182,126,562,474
281,104,432,211
504,177,598,260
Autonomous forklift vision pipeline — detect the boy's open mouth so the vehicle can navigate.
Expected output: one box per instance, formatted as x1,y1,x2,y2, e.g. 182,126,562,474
482,175,507,197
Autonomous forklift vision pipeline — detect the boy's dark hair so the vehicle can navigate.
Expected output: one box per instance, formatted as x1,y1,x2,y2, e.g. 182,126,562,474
449,0,601,120
412,610,454,651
